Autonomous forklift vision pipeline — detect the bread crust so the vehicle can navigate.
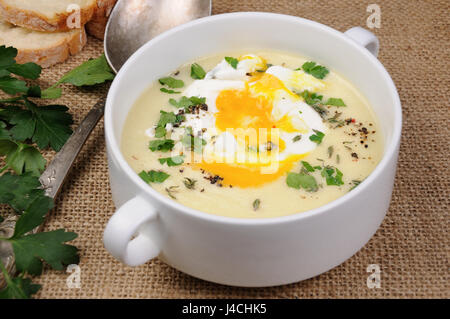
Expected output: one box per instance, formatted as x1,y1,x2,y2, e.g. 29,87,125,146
86,0,117,39
0,0,95,32
15,28,87,68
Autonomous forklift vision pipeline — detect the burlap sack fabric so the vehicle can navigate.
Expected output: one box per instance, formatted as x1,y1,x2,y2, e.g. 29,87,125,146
10,0,444,298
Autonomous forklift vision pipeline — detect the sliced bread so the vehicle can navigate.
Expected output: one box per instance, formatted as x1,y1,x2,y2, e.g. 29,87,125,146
0,19,87,68
0,0,96,32
86,0,117,40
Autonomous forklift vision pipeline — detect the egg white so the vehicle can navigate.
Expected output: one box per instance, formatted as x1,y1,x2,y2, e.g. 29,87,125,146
158,55,327,163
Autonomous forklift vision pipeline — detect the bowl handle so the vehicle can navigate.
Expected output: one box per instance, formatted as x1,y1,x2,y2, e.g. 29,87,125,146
344,27,380,57
103,195,160,266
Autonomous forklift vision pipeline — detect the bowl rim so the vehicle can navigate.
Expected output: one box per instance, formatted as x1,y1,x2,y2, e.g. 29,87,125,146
104,12,402,226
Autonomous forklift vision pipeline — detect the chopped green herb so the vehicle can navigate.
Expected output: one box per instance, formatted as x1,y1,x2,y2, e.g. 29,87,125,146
158,111,177,127
299,90,323,105
301,61,329,79
154,126,166,138
183,178,197,190
327,146,334,158
190,63,206,79
165,186,179,199
350,180,362,191
160,88,181,94
158,77,184,89
292,135,302,142
149,139,175,152
299,90,328,118
253,199,261,211
325,98,346,107
169,96,206,110
321,166,344,186
158,155,184,167
181,127,206,153
225,57,239,69
327,112,346,128
309,130,325,144
138,170,170,184
286,172,318,192
189,96,207,105
301,161,315,173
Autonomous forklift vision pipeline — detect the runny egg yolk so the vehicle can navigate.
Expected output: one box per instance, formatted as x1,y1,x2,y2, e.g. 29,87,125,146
194,74,309,188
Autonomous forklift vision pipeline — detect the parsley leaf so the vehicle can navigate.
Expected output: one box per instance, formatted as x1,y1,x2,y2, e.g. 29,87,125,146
154,126,166,138
169,96,206,110
41,54,114,99
225,57,239,69
8,229,79,275
301,161,316,173
149,139,175,152
0,46,17,69
0,173,45,213
188,96,207,105
0,179,78,276
158,111,178,127
0,76,28,95
301,61,329,79
0,266,41,299
139,170,170,183
0,121,9,139
3,99,74,151
325,98,346,107
160,88,181,94
159,155,184,167
40,87,62,99
300,90,323,105
159,77,184,89
299,90,328,118
191,63,206,79
0,139,46,175
12,197,53,241
321,166,344,186
7,63,41,80
53,54,114,87
286,172,318,192
309,130,325,144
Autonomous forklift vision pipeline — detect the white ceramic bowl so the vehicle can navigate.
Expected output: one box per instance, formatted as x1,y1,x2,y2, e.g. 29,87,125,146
103,12,402,287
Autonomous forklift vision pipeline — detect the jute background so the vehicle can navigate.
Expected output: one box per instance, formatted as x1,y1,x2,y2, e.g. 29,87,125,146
21,0,449,298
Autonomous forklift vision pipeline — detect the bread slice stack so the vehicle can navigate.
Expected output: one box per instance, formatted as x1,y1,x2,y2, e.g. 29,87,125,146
0,0,117,68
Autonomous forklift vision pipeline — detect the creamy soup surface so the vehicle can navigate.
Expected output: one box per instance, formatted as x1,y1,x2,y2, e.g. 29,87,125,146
121,51,383,219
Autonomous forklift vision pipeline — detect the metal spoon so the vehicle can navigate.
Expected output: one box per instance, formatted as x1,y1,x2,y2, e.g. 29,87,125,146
0,0,211,287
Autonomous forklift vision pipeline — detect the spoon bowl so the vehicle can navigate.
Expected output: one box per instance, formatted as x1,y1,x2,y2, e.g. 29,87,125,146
106,0,212,73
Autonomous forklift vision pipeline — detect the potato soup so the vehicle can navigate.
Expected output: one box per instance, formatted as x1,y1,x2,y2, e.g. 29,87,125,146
121,51,383,218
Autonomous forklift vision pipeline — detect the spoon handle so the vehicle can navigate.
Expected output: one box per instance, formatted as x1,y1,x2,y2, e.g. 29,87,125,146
39,96,106,199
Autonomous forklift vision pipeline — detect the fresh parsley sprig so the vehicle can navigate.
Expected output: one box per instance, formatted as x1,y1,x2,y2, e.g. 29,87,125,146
41,54,115,99
0,45,115,299
301,61,329,79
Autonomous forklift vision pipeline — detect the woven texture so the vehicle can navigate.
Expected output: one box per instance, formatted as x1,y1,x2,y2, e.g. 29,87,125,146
26,0,449,298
